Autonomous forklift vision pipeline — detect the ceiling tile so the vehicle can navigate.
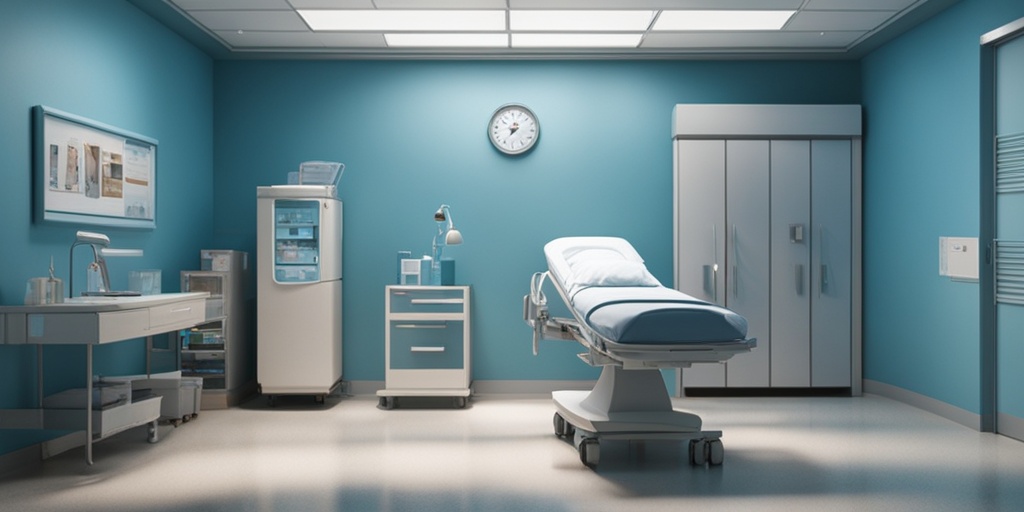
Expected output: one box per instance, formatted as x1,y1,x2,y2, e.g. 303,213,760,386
215,30,318,47
288,0,374,8
641,30,865,49
803,0,916,10
375,0,508,7
189,10,309,31
172,0,292,10
786,10,894,31
510,0,803,7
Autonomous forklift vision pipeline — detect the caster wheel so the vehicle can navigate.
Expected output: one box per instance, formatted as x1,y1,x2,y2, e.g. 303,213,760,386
553,413,575,438
689,439,708,466
708,439,724,466
380,397,395,410
147,422,159,444
553,413,566,438
579,438,600,469
455,397,467,408
314,395,325,405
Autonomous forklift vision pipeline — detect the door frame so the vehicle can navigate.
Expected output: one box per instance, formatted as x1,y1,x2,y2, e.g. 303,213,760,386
979,16,1024,434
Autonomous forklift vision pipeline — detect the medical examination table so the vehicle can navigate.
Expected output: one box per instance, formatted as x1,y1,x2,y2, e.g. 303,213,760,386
523,237,755,468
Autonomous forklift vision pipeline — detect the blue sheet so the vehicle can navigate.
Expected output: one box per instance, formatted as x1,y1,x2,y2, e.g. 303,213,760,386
572,286,748,345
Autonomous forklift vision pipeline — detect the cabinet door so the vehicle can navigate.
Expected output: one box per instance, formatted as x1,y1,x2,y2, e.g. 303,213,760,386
675,140,726,303
811,139,852,387
770,141,812,387
724,140,771,387
675,139,727,387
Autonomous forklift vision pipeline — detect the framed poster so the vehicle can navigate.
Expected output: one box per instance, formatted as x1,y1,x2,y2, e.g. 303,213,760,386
34,105,157,229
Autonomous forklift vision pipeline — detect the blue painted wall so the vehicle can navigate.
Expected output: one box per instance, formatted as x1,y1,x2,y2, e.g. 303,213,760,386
0,0,214,454
210,59,860,383
11,0,1022,461
861,0,1024,415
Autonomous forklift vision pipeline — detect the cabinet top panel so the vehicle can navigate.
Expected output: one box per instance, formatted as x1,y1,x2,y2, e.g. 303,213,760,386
673,104,861,139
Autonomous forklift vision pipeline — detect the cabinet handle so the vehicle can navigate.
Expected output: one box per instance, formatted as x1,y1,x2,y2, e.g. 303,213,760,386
818,225,828,296
409,299,463,305
795,263,804,296
731,224,738,297
394,324,447,329
410,346,445,353
714,224,719,304
171,306,192,313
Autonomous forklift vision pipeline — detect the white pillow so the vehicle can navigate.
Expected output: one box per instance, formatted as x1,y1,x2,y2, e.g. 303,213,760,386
570,259,660,288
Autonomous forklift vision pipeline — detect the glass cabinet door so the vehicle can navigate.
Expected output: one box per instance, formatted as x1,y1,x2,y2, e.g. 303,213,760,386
273,199,320,283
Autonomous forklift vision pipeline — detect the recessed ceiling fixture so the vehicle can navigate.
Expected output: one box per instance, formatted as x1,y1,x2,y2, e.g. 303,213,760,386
385,33,509,48
510,10,655,31
653,10,796,31
298,9,506,31
511,33,643,48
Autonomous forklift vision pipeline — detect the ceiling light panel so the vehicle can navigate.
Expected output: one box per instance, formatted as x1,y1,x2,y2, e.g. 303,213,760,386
510,10,655,31
653,10,796,31
298,9,506,31
511,33,643,48
385,33,509,47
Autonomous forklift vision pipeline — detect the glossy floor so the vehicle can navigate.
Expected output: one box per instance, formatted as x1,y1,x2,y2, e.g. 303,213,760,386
2,393,1023,512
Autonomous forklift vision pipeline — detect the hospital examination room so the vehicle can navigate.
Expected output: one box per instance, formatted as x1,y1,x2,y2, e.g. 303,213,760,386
3,0,1024,511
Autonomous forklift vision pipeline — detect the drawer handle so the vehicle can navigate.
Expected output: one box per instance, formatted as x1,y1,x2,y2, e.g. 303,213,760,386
410,346,445,353
171,306,192,313
409,299,463,305
394,324,447,329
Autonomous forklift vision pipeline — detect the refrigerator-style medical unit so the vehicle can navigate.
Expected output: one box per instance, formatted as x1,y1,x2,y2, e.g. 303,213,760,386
256,185,342,404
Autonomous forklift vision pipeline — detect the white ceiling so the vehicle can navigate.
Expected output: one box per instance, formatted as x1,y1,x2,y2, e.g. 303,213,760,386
136,0,960,59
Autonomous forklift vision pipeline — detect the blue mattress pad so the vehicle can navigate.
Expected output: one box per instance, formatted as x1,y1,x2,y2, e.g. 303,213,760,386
572,286,748,345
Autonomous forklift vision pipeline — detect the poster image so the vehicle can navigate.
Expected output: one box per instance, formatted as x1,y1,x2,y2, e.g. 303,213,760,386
36,105,156,229
84,143,100,199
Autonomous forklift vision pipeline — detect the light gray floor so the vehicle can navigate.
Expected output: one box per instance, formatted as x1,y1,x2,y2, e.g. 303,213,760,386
2,393,1024,512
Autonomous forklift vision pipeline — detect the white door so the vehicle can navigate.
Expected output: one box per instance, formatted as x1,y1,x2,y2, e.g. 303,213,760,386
810,140,853,387
770,140,812,387
993,27,1024,440
676,139,727,387
724,140,771,387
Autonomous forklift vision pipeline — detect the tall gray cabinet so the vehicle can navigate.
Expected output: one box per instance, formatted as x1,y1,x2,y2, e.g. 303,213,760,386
672,104,862,394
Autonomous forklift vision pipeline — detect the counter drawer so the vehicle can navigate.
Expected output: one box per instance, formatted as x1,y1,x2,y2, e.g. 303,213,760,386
149,299,205,330
389,320,464,370
389,288,465,314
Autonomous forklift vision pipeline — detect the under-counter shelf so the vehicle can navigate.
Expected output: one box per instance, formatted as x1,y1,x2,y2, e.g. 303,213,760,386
0,395,163,442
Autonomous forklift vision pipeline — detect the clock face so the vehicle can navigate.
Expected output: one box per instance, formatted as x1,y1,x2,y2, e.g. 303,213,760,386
488,104,539,155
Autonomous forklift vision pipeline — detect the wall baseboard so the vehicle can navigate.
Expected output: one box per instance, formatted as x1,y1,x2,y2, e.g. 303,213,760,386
41,432,86,459
0,443,42,479
999,413,1024,442
864,379,981,430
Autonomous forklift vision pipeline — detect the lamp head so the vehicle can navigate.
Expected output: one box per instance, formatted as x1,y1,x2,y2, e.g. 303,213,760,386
434,205,448,222
445,229,463,245
75,231,110,247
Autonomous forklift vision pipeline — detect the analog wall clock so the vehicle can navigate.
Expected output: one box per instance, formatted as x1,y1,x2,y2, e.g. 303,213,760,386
488,103,539,155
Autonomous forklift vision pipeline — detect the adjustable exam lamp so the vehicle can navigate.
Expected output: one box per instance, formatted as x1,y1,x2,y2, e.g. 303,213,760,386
431,204,463,285
69,230,144,297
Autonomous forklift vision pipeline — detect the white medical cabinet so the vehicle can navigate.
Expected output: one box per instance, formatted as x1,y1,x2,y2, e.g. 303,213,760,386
673,104,863,394
378,285,471,409
256,185,343,405
180,249,252,409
